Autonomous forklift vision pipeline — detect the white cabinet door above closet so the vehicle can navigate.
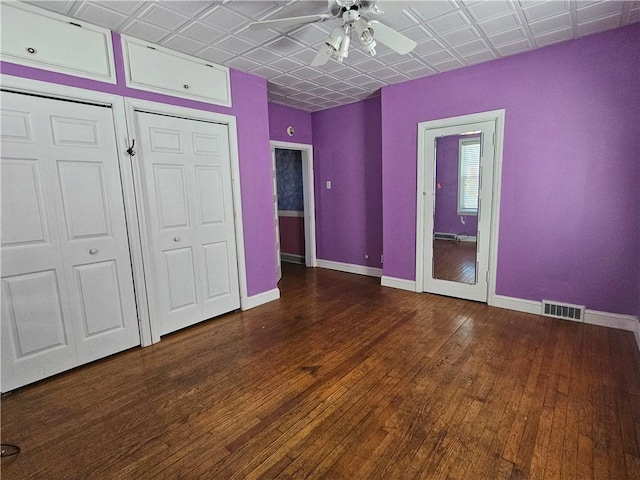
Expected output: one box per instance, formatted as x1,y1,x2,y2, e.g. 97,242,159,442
1,91,139,391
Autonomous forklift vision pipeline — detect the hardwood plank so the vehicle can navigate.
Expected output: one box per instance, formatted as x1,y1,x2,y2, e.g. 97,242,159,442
2,263,639,479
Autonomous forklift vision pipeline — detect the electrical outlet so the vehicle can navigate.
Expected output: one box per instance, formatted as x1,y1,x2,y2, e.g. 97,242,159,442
381,254,384,264
326,181,331,189
365,254,369,259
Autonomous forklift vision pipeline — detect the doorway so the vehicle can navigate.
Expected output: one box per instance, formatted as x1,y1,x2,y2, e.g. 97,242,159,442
416,110,505,303
270,141,317,282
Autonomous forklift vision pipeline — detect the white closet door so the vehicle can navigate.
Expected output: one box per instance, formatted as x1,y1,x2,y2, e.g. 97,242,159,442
134,111,240,336
1,92,140,391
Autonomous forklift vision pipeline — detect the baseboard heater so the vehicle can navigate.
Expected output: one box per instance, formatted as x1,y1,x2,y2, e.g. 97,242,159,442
542,300,585,321
434,233,458,241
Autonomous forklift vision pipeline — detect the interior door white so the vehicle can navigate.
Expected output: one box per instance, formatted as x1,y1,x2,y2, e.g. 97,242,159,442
1,91,140,391
422,120,496,302
272,149,282,282
134,111,240,336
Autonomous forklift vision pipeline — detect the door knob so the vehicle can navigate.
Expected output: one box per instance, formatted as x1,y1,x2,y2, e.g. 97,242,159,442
89,248,98,254
174,237,180,242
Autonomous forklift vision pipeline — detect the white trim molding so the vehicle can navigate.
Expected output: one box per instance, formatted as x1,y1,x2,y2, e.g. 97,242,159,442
317,260,382,278
281,253,305,264
270,140,317,268
242,288,280,311
381,276,418,292
278,210,304,217
492,295,640,352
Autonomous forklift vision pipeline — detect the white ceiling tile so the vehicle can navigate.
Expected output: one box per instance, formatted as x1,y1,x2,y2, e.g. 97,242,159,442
441,26,481,45
413,38,447,55
288,23,332,45
422,49,456,64
263,36,307,56
197,46,235,64
392,57,428,72
249,64,282,78
290,79,320,91
348,57,386,70
370,9,419,31
495,39,532,55
396,26,432,42
487,27,528,46
432,58,465,71
330,67,365,80
121,20,171,43
200,6,250,32
533,27,574,47
577,13,623,36
453,38,490,55
426,10,471,35
272,73,306,85
180,21,226,43
161,1,211,17
225,1,282,19
269,57,304,72
289,65,325,79
629,7,640,23
226,56,261,71
461,49,497,64
577,1,625,22
380,72,410,83
407,1,459,22
521,1,570,22
243,47,282,64
74,3,128,30
466,0,515,22
368,66,402,80
96,1,146,16
160,34,205,55
478,12,522,35
309,73,341,85
528,12,572,35
234,26,281,45
138,3,189,30
25,1,76,15
215,36,256,55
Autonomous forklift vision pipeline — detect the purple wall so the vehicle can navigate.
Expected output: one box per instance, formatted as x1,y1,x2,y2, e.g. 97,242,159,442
268,102,313,144
1,32,276,297
381,25,640,316
312,97,383,269
434,134,479,236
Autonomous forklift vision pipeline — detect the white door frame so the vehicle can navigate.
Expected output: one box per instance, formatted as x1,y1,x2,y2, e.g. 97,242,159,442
0,74,150,342
270,141,317,268
416,109,505,305
124,98,248,344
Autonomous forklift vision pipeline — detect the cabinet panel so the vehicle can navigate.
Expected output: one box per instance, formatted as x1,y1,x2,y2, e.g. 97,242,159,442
0,3,116,83
122,36,231,107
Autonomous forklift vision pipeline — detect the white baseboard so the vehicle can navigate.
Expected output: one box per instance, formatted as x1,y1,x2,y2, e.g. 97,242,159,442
241,288,280,310
491,295,640,352
381,275,417,292
316,259,382,278
281,253,304,264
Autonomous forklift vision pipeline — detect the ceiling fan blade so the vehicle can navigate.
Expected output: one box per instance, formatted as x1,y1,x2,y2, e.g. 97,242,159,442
249,13,332,30
311,44,333,67
368,20,417,54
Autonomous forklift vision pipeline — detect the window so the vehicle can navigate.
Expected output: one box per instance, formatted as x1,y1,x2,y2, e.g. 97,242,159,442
458,137,481,215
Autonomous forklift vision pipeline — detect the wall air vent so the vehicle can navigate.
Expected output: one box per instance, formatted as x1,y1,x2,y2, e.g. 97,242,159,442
542,300,585,321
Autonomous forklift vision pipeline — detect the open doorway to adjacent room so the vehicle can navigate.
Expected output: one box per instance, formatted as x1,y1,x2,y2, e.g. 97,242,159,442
270,141,317,282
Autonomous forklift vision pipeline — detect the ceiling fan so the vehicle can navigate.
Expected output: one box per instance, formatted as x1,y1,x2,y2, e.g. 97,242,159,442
248,0,417,66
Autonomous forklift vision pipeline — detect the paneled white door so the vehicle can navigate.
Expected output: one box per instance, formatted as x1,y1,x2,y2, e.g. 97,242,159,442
134,111,240,336
1,91,140,391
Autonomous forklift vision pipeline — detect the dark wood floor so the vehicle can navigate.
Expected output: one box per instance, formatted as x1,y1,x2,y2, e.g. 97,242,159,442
2,263,640,479
433,239,477,284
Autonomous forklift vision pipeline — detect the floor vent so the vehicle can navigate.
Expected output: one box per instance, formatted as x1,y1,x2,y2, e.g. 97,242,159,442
542,300,585,321
434,233,458,241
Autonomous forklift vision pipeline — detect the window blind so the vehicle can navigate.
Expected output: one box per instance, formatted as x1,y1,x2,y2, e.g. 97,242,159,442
458,139,480,214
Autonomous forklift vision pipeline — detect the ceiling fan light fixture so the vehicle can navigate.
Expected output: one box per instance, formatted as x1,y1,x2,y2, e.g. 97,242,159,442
337,32,350,62
326,26,345,53
354,19,376,57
